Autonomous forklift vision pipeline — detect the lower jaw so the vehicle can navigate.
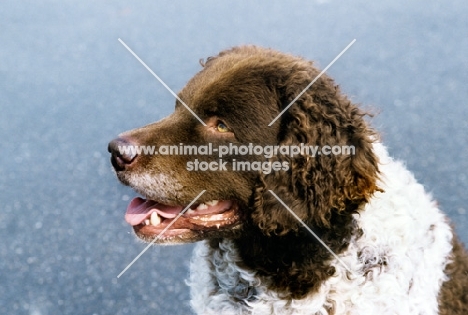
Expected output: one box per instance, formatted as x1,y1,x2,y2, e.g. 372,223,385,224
133,223,244,244
134,225,192,238
132,210,242,243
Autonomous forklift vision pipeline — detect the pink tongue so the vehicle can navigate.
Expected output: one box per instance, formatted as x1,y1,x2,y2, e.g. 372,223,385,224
125,197,184,226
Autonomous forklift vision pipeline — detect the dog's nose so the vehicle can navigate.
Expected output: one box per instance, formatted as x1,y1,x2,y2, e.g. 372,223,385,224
108,137,138,171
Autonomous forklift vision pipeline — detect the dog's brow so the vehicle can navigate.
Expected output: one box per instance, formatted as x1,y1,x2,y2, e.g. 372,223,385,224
118,38,207,126
268,39,356,127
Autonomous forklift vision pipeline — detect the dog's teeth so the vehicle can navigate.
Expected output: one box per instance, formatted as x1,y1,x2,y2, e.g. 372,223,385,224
150,212,161,226
216,223,220,229
206,200,219,206
144,219,150,226
196,203,208,210
186,209,196,215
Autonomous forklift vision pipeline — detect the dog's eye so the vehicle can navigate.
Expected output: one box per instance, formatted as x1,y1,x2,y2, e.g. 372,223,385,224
216,122,230,133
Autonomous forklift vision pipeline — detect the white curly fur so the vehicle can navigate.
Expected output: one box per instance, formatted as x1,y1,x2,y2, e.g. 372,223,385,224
188,143,453,315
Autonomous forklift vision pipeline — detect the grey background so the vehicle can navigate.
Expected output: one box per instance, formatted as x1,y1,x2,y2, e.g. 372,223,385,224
1,1,467,314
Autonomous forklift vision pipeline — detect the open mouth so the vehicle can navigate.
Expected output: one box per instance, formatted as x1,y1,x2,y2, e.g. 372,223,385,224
125,197,240,239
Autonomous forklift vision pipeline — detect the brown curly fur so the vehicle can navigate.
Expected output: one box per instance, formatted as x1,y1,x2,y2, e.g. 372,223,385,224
110,45,468,309
202,47,468,305
438,236,468,314
198,46,381,298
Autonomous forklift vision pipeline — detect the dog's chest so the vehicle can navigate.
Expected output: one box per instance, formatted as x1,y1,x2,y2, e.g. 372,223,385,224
188,240,335,315
188,153,454,314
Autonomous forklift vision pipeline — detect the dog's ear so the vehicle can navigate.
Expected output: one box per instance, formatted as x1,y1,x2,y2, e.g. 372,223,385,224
252,69,380,235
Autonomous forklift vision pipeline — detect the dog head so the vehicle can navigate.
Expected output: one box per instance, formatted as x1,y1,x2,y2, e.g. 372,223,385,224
108,46,380,244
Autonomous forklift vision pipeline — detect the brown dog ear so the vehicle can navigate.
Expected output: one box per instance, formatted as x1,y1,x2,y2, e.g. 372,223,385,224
252,71,380,235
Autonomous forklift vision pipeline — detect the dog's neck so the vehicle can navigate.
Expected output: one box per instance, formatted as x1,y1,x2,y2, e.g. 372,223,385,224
209,208,360,299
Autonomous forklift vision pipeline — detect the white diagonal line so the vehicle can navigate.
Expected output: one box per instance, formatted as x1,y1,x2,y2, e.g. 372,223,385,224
118,38,206,126
268,190,353,274
268,39,356,126
117,190,206,278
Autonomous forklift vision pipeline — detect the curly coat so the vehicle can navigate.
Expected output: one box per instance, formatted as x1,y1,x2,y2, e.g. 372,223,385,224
109,46,468,314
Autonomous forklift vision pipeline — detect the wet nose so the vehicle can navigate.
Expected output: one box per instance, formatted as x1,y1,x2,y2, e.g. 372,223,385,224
108,137,138,171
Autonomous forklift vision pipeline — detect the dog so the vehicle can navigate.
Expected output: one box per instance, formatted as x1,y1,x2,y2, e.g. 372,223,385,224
108,46,468,314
